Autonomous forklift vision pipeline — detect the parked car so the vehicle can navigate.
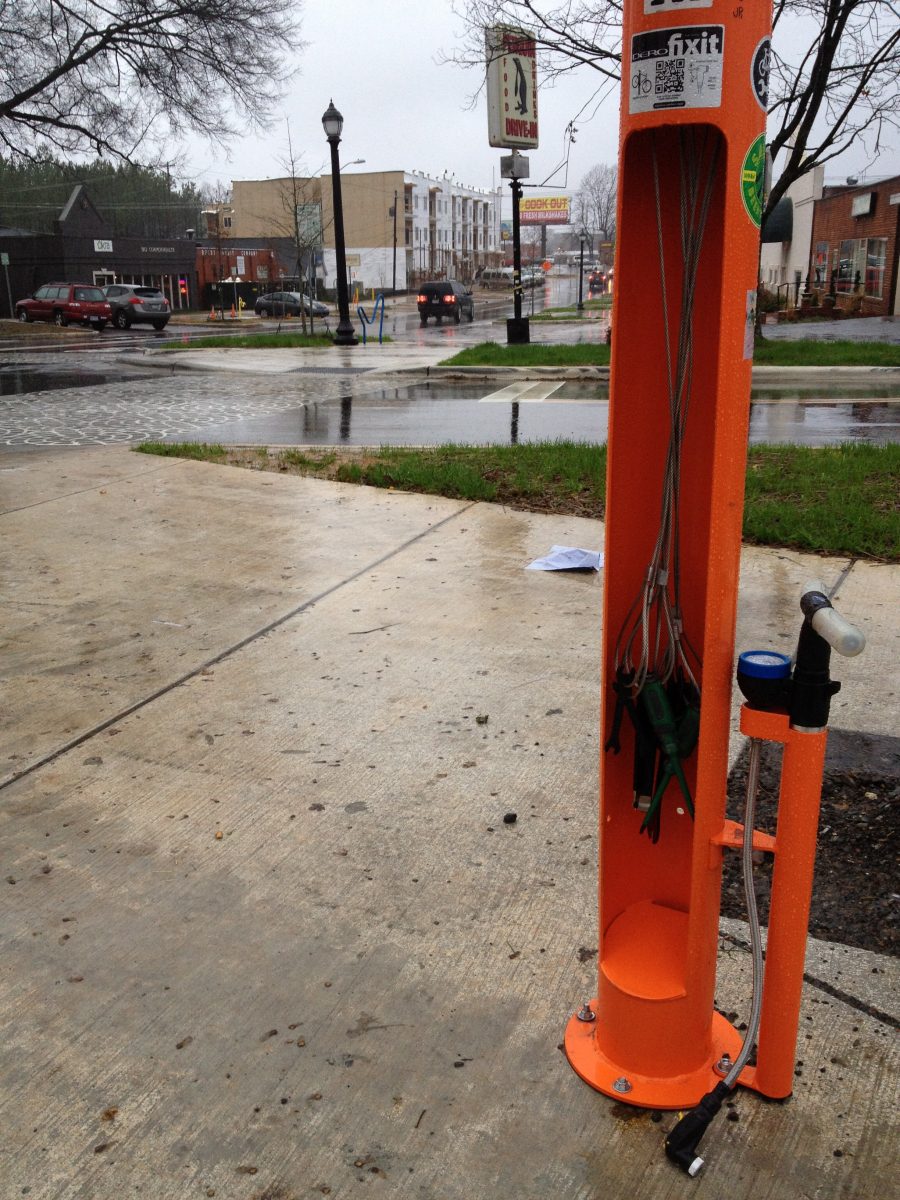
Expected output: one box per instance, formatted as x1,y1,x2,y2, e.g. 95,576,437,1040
481,267,514,289
15,283,111,330
255,291,329,318
103,284,171,330
416,280,475,325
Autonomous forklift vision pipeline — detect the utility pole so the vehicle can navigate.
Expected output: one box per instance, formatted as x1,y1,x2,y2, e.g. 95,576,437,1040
501,150,530,344
577,235,585,311
391,189,398,295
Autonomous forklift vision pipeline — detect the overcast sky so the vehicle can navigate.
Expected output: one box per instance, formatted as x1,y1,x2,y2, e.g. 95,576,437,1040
183,0,898,208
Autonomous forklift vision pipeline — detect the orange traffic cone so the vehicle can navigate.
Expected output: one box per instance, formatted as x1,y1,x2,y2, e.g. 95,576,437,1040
229,304,236,319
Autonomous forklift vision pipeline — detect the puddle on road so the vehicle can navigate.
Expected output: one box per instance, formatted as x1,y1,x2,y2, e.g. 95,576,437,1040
178,380,899,449
0,367,148,397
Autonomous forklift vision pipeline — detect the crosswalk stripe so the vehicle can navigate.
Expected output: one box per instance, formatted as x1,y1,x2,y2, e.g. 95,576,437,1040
480,381,564,403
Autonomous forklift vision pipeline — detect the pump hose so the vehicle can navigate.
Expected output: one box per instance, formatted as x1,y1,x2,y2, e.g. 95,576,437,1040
724,737,766,1087
664,737,766,1175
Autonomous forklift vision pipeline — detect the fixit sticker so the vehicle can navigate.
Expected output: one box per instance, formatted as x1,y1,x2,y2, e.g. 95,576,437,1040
741,135,766,227
630,25,724,113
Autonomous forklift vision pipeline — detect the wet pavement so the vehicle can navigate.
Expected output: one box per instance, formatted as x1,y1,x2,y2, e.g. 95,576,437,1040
0,364,152,397
762,315,900,342
2,365,898,450
158,382,900,449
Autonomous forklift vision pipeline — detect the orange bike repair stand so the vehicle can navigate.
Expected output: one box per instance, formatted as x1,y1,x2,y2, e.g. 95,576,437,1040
564,0,778,1109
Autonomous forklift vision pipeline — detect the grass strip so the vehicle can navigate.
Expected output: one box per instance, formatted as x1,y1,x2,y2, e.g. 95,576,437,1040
161,332,390,350
753,338,900,366
135,440,898,561
439,341,610,368
138,441,229,460
440,338,899,368
742,443,899,559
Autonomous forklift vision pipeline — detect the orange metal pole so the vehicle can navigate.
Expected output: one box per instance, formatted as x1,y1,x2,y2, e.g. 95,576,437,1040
565,0,773,1109
736,708,829,1099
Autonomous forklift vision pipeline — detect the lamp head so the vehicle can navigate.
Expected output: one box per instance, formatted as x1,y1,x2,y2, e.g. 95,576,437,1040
322,100,343,142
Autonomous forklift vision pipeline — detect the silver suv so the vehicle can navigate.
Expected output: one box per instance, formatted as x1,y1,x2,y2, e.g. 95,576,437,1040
103,284,171,330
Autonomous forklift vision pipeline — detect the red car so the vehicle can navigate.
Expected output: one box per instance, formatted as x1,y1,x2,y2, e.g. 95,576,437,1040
16,283,111,330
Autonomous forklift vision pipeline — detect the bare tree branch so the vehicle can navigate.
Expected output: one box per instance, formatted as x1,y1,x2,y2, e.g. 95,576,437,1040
573,161,617,249
1,1,304,164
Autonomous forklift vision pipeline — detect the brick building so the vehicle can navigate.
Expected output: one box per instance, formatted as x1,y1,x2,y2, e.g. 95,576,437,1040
808,175,900,316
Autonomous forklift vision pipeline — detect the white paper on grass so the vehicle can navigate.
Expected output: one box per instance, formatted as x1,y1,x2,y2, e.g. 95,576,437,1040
526,545,604,572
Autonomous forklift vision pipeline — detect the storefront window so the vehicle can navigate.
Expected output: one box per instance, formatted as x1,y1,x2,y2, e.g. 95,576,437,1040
813,241,829,286
836,239,863,293
836,238,887,297
865,237,887,298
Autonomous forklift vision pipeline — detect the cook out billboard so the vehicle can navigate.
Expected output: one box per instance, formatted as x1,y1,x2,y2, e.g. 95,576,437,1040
519,196,571,225
486,26,539,149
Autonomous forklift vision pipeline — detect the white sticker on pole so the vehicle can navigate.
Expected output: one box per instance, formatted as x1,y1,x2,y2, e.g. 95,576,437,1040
644,0,712,12
629,25,724,114
744,290,756,360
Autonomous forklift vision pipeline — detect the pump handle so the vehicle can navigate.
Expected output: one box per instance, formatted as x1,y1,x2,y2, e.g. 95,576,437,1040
800,580,866,658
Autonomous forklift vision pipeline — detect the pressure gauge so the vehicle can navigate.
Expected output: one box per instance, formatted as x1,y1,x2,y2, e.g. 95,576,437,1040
737,650,791,710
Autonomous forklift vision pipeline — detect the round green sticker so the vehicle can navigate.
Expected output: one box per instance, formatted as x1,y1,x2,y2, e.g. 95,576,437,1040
739,136,768,229
740,134,766,227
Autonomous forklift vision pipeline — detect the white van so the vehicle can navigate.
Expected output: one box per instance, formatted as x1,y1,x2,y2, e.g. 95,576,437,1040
481,267,515,289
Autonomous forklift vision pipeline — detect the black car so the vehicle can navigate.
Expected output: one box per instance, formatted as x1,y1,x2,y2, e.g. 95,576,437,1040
103,284,171,330
255,291,329,318
416,280,475,325
588,269,608,293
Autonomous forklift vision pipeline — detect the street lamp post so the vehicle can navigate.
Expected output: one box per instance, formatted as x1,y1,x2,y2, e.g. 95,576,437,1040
501,149,530,345
577,235,585,311
322,100,358,347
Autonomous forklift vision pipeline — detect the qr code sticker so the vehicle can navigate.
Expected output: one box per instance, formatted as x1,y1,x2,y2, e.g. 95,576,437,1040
655,58,685,96
630,26,723,113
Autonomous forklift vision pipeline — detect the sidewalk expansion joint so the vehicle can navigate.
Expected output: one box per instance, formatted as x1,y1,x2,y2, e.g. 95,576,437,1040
719,930,898,1029
0,498,478,792
0,455,181,517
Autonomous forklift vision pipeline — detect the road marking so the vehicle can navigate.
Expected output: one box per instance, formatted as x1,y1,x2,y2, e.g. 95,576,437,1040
479,382,604,404
480,382,565,403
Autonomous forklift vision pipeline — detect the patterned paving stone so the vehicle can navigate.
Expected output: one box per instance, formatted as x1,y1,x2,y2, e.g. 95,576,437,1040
0,357,361,448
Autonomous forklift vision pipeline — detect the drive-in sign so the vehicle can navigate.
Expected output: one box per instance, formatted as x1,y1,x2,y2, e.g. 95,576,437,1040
486,26,539,149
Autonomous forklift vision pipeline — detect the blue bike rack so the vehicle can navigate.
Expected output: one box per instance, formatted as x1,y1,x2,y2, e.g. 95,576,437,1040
357,293,386,345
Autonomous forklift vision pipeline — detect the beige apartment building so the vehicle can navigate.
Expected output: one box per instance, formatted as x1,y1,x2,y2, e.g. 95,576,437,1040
229,169,502,292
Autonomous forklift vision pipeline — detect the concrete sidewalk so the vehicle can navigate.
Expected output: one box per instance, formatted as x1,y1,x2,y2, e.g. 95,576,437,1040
1,446,897,1200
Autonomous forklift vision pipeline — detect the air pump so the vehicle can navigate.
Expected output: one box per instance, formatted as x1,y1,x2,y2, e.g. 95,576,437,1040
665,581,865,1175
